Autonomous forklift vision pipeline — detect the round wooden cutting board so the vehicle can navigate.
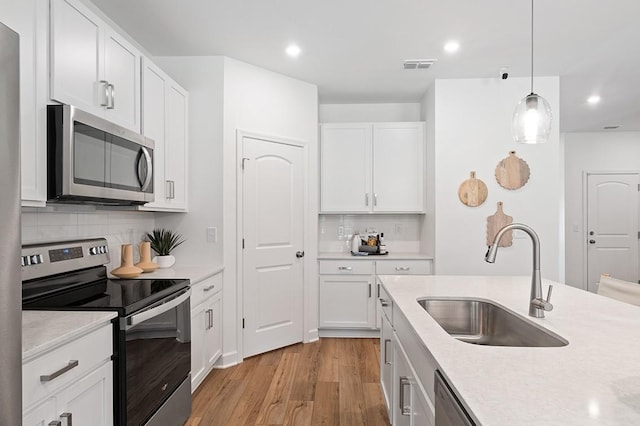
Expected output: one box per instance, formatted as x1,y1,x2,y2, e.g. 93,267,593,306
458,171,488,207
495,151,530,190
486,202,513,247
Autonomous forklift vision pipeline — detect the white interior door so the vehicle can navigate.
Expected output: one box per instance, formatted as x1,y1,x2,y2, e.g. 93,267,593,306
242,135,304,358
587,173,640,292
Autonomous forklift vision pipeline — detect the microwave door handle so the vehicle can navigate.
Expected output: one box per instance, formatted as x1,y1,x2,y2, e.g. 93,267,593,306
124,288,191,330
137,147,153,191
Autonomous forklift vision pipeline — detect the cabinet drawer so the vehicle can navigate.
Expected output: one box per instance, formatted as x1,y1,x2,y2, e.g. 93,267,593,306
319,260,373,275
377,280,393,324
23,323,112,410
376,259,432,275
191,273,222,308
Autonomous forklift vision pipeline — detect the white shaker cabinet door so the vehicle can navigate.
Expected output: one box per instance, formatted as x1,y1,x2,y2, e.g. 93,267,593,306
320,123,371,212
372,122,425,212
103,27,141,132
164,83,188,209
22,397,57,426
59,362,113,426
319,274,376,329
50,0,102,115
190,303,207,390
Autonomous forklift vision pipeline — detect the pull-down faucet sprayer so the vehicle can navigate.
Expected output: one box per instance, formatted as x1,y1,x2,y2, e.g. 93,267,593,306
485,223,553,318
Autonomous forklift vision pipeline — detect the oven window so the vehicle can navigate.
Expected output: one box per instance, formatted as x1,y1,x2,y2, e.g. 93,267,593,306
125,299,190,426
73,123,107,187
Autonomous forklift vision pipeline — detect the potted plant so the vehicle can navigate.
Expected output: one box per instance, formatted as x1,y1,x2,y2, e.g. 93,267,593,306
146,228,185,268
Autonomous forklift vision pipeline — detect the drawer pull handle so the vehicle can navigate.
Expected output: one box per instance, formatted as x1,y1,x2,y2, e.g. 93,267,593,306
203,284,216,292
383,339,391,365
380,298,389,307
399,376,411,416
49,422,61,426
395,267,410,271
338,266,352,271
40,360,79,382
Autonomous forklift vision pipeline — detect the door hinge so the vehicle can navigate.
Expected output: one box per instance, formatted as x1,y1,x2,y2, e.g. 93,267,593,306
242,238,245,249
637,183,639,191
638,231,640,239
242,318,245,329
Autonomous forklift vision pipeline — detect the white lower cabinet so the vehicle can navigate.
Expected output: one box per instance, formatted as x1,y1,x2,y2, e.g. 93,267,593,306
22,323,113,425
190,273,223,392
380,281,435,425
319,260,376,331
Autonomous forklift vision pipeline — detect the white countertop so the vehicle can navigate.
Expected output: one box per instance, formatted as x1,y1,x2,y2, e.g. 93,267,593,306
378,275,640,425
109,264,224,284
318,252,433,260
22,311,117,362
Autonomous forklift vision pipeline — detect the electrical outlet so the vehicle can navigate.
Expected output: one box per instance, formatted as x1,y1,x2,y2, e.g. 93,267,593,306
338,226,344,237
206,227,217,243
394,223,403,234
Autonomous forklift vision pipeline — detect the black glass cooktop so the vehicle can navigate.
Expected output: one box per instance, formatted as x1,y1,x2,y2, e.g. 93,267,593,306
22,266,189,315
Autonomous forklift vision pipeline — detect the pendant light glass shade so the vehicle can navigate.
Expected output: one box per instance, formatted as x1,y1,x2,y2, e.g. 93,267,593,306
512,93,552,144
512,0,552,144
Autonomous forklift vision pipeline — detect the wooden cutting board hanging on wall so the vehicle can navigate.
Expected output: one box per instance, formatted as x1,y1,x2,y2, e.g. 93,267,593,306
458,171,488,207
486,202,513,247
495,151,530,190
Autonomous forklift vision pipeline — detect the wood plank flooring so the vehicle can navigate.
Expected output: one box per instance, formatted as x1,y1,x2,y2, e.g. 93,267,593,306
185,338,390,426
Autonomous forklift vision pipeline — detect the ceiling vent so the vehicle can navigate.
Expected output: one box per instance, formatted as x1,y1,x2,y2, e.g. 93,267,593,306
403,59,437,70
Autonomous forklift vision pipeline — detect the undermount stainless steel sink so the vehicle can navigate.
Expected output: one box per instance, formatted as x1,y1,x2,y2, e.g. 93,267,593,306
417,298,568,347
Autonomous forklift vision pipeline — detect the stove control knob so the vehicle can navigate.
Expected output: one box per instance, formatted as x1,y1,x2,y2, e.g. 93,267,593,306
99,246,105,254
30,255,40,265
21,256,26,267
89,247,98,255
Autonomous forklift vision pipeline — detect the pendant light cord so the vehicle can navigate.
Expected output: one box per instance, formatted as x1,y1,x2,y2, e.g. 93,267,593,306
530,0,534,94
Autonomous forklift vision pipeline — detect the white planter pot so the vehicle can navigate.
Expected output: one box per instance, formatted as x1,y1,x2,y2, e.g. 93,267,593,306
152,255,175,268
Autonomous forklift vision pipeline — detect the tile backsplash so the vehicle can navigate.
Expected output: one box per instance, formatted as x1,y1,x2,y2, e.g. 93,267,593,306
319,214,423,253
22,206,155,272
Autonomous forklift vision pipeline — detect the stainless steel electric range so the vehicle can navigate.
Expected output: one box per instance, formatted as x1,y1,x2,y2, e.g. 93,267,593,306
22,238,192,426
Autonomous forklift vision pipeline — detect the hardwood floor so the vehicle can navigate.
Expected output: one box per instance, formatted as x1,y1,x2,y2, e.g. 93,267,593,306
185,338,390,426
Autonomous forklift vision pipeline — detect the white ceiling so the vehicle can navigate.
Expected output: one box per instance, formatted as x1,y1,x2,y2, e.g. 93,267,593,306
90,0,640,133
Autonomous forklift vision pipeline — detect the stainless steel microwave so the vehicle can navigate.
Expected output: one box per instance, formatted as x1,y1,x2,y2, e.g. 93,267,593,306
47,104,154,205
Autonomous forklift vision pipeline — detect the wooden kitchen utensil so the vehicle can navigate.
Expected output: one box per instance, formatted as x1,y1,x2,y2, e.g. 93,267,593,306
486,202,513,247
495,151,530,190
112,244,143,278
458,171,488,207
135,241,159,273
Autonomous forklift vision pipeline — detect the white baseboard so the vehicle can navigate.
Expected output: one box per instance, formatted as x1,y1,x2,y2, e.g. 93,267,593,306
318,328,380,338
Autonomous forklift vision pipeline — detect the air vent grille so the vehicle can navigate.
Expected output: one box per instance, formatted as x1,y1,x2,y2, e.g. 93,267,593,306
403,59,437,70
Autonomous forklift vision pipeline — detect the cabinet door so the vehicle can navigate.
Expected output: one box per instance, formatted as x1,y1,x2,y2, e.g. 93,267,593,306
103,28,141,132
59,362,113,426
393,337,412,426
372,123,425,212
319,275,375,328
0,0,48,206
50,0,103,115
380,310,394,420
190,303,207,391
165,83,188,209
205,292,223,367
320,124,371,212
412,379,435,426
141,59,167,206
22,397,57,426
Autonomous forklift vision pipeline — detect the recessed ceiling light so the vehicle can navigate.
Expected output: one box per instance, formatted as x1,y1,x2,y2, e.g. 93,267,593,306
285,44,301,58
443,41,460,53
587,95,601,105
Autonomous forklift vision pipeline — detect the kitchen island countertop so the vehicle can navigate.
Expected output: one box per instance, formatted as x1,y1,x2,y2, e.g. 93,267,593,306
378,274,640,425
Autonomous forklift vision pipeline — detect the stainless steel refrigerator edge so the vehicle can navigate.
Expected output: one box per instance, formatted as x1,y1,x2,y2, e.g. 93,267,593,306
0,21,22,424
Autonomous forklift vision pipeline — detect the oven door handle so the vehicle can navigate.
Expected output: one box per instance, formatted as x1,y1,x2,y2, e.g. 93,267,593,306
125,288,191,329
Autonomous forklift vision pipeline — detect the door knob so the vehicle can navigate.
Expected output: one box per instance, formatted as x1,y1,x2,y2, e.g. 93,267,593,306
296,251,305,258
589,240,596,244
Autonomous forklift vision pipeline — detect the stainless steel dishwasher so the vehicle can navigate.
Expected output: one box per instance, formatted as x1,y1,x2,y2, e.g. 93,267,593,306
434,370,476,425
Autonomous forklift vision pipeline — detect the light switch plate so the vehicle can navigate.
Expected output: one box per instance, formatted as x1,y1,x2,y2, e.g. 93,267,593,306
206,227,217,243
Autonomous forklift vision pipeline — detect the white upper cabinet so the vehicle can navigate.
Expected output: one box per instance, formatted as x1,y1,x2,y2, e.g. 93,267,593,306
0,0,48,206
139,58,188,211
320,122,425,213
50,0,141,132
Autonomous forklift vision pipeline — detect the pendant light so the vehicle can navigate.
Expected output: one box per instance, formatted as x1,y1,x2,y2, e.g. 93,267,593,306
512,0,552,144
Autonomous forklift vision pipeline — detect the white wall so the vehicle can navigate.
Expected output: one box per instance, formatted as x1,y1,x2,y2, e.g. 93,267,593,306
564,131,640,289
421,88,436,259
222,58,318,365
153,56,225,267
319,103,420,123
432,77,562,281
